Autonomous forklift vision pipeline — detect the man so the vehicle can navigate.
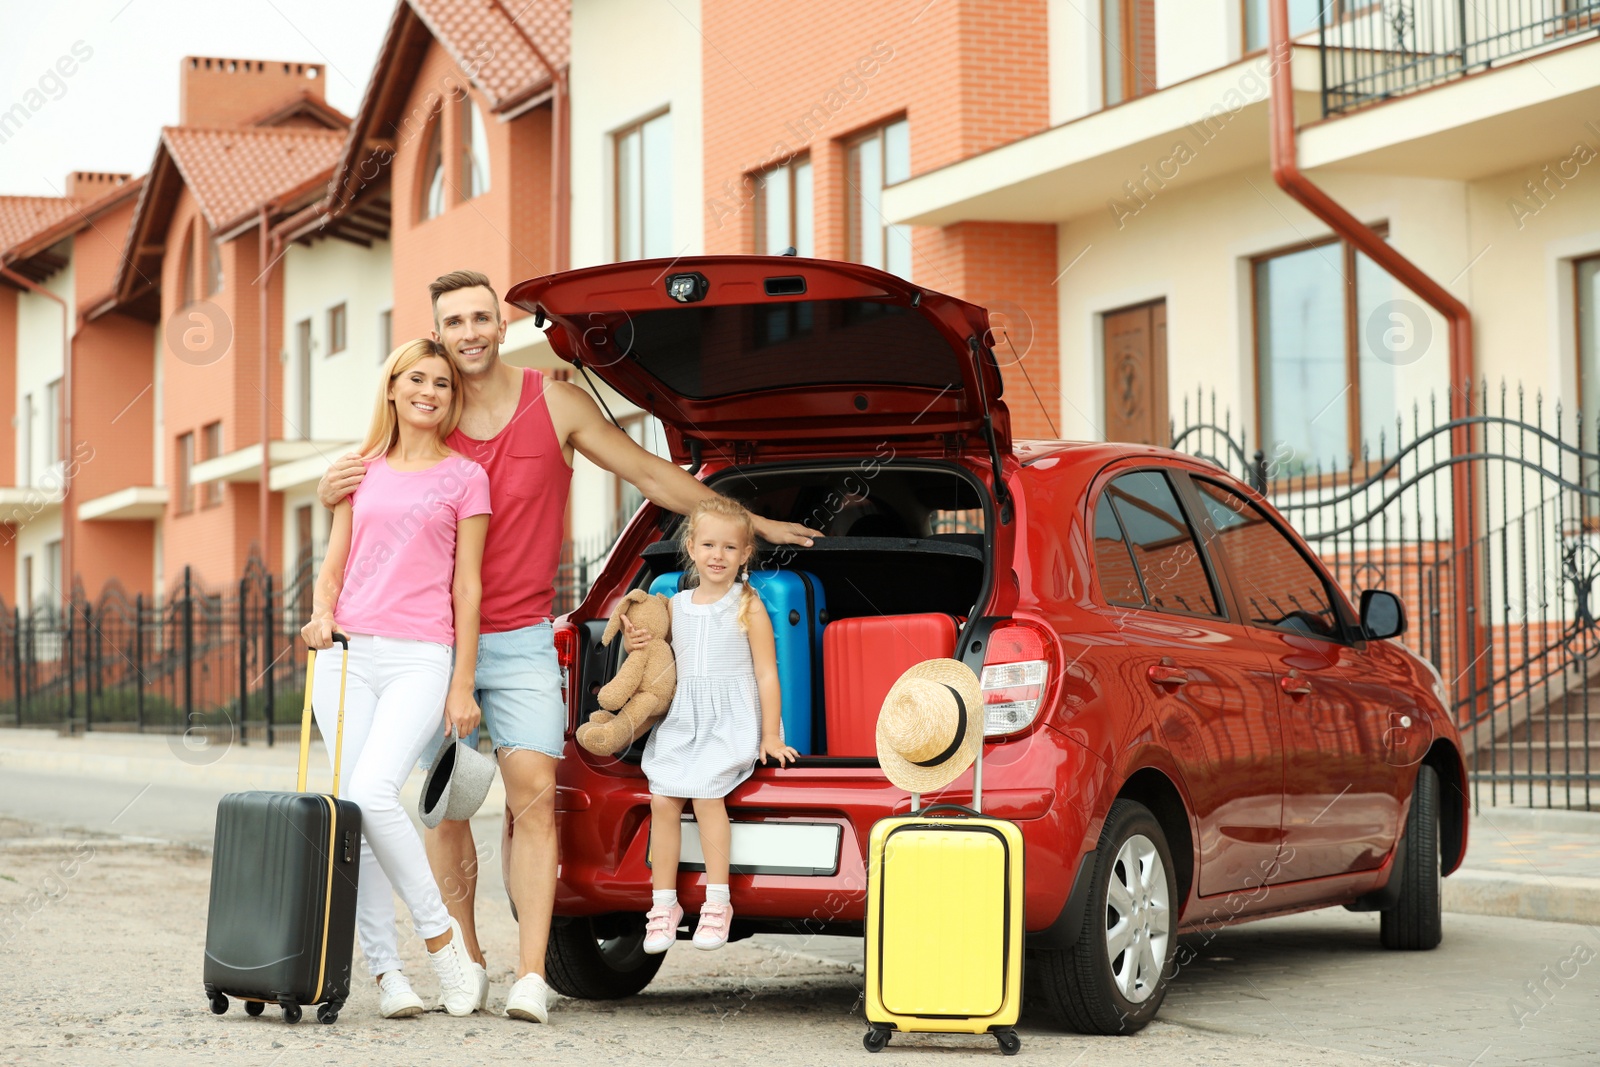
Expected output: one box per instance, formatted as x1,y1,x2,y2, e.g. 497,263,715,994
317,270,818,1023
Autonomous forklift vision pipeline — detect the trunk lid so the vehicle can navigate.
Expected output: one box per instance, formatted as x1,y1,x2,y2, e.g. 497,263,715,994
506,256,1012,466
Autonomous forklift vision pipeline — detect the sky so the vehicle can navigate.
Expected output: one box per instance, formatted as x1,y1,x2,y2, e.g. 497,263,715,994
0,0,394,197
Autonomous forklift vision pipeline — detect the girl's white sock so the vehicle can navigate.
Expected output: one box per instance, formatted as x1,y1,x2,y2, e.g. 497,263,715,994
653,889,678,908
706,884,731,905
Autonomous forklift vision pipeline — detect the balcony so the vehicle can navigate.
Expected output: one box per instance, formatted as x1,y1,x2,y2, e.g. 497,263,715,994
1319,0,1600,115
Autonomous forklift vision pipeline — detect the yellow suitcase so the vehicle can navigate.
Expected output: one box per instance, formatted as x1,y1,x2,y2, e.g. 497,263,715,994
864,798,1024,1055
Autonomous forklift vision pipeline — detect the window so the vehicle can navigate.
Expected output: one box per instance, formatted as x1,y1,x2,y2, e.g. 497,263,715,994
1093,494,1146,608
847,119,910,279
328,303,347,355
44,541,60,603
1253,230,1404,476
755,155,813,257
207,229,223,296
44,380,60,467
201,422,223,508
378,308,393,362
20,555,32,613
1580,256,1600,514
175,431,195,515
20,392,31,485
421,115,446,220
1192,479,1344,640
1103,0,1156,106
1243,0,1326,52
1098,470,1220,616
614,111,672,261
295,318,313,440
461,98,490,199
177,220,196,307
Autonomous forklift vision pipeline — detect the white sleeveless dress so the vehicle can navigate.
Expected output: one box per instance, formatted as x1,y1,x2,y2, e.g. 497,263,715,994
641,583,761,798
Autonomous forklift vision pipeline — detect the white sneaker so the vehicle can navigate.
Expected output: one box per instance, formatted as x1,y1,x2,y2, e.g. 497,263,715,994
438,961,490,1013
504,972,551,1024
427,919,480,1017
377,971,424,1019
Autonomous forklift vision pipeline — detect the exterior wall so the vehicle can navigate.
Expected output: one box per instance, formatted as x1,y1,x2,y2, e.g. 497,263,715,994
280,236,393,442
160,187,283,589
178,56,326,129
0,286,14,603
698,0,1059,440
13,262,70,607
388,39,554,341
569,0,704,268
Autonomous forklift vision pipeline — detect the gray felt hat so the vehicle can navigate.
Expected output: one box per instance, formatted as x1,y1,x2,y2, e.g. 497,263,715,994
419,734,497,829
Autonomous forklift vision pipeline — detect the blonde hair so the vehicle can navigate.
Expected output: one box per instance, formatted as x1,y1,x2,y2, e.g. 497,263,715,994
358,338,463,460
679,496,761,631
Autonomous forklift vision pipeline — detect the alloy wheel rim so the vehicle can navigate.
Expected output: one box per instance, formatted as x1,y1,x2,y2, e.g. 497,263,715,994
1103,832,1171,1004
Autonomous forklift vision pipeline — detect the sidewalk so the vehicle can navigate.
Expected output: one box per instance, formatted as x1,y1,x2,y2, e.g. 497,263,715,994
2,726,1596,925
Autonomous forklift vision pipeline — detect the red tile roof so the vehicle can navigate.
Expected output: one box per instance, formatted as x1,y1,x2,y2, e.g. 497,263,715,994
0,197,89,256
162,125,346,232
409,0,567,111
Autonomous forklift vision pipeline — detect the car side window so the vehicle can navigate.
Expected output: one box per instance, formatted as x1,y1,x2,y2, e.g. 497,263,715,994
1100,471,1221,617
1192,479,1345,641
1093,496,1145,608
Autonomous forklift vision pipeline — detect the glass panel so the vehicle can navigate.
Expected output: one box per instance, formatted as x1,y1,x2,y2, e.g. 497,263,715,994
883,120,911,280
1256,243,1348,475
763,162,791,254
641,112,672,258
1580,257,1600,423
616,127,640,260
1094,497,1145,607
793,157,813,258
423,120,445,220
1244,0,1326,52
464,100,490,198
1106,471,1220,616
1103,0,1125,106
856,132,884,271
1354,247,1401,454
1193,480,1343,639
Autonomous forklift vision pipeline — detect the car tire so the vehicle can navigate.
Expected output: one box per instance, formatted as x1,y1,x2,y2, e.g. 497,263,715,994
1032,799,1177,1035
1380,763,1442,951
544,913,666,1000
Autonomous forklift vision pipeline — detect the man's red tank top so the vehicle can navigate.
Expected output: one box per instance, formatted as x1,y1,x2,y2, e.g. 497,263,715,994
446,368,572,633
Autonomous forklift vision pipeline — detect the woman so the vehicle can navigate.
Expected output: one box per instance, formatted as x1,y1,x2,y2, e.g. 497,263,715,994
301,338,490,1019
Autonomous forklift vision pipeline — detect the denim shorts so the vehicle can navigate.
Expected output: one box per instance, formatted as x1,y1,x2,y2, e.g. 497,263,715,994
428,622,565,764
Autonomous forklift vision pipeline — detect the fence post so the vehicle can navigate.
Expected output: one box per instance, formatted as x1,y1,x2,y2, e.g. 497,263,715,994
134,593,145,733
264,573,275,747
10,607,19,728
238,576,249,748
83,604,93,733
183,566,194,734
65,603,75,734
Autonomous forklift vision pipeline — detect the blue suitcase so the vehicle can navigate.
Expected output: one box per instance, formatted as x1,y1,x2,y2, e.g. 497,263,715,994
648,569,826,753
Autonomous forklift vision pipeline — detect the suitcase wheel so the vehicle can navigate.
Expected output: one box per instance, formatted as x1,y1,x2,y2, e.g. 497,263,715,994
208,993,228,1015
244,1001,264,1018
863,1027,891,1053
994,1028,1021,1056
317,1001,340,1025
280,1000,302,1024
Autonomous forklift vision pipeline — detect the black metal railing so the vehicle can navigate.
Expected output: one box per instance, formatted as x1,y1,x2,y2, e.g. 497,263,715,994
0,528,625,746
1173,383,1600,809
1320,0,1600,115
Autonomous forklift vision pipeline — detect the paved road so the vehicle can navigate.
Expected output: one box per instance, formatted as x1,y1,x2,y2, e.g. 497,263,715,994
4,768,1598,1066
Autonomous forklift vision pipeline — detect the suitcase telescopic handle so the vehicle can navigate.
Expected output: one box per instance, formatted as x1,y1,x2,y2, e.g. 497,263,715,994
296,633,351,795
916,803,982,819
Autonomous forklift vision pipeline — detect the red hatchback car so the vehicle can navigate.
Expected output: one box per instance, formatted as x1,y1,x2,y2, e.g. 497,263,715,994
504,257,1468,1035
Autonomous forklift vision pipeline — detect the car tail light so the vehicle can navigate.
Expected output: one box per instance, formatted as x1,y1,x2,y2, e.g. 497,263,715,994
553,625,577,704
979,620,1055,736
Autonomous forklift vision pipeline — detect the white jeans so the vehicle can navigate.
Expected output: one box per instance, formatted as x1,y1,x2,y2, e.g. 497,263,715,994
311,634,453,977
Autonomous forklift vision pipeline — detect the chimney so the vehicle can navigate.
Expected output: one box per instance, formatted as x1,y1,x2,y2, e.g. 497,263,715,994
178,56,326,128
66,171,132,200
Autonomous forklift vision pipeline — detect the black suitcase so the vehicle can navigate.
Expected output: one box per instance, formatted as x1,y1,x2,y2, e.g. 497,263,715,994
203,635,360,1024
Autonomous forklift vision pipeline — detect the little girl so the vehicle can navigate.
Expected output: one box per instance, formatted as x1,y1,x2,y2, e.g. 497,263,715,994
301,338,489,1019
638,496,797,952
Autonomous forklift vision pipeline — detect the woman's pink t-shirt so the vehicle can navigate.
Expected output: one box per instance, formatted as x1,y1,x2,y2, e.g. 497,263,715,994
335,454,492,645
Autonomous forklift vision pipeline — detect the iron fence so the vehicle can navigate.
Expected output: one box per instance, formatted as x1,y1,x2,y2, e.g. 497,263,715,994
1319,0,1600,115
1173,382,1600,809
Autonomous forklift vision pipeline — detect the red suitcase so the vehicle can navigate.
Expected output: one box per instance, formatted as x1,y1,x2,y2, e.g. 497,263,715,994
823,614,959,756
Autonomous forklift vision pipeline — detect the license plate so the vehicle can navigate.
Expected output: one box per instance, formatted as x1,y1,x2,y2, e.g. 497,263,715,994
650,820,843,877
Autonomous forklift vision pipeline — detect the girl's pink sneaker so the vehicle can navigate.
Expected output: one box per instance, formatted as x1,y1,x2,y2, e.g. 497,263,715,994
643,901,683,954
692,902,733,949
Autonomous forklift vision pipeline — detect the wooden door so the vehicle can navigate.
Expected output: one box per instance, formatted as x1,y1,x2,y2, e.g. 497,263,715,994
1102,299,1168,446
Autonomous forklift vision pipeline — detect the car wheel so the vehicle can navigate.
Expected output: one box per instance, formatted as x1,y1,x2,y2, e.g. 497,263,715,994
1380,763,1442,950
1032,799,1177,1034
544,913,666,1000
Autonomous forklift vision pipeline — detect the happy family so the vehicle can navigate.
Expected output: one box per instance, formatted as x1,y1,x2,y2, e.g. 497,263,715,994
298,269,822,1023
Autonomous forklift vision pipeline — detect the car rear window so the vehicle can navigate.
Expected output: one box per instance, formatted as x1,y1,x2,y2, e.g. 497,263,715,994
605,299,965,399
1099,471,1220,617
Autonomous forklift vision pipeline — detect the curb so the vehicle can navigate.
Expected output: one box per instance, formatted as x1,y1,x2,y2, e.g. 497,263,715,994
1443,870,1600,926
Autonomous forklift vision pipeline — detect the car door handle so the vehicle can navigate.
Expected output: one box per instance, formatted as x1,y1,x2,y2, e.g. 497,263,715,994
1280,675,1314,696
1147,664,1190,688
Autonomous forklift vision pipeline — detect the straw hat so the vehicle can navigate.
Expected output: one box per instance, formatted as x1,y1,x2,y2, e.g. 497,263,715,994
419,734,498,829
875,659,985,794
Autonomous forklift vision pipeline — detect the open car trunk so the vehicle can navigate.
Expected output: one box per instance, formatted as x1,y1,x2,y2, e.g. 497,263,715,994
588,460,996,763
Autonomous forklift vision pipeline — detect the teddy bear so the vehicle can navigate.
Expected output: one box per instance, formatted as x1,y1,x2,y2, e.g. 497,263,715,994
575,590,677,756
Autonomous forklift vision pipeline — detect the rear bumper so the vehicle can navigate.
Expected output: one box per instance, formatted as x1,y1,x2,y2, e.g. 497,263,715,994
552,727,1100,930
